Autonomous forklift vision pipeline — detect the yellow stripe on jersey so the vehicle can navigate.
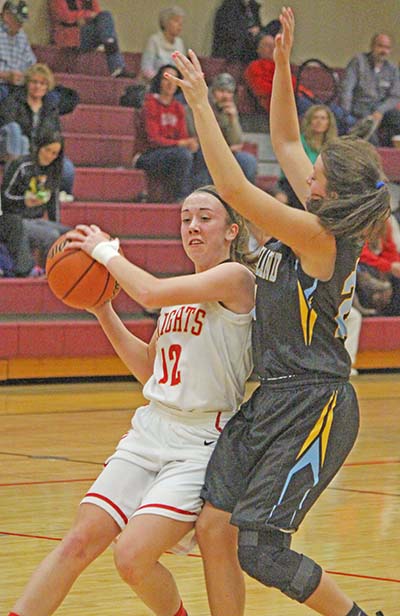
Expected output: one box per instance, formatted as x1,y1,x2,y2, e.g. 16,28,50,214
297,280,318,346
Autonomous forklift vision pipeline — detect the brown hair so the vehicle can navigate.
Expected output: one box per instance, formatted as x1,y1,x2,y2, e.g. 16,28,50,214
308,137,390,241
193,185,254,267
301,104,337,151
25,63,55,92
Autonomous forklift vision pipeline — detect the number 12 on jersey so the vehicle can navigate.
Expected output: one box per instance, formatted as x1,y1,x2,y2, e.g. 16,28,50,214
158,344,182,385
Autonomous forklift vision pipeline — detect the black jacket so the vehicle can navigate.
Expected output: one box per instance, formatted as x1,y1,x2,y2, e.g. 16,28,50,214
0,88,61,142
1,155,61,221
212,0,262,64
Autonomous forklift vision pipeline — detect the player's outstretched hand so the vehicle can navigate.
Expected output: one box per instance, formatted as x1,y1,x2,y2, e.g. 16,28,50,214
167,49,209,109
274,6,295,66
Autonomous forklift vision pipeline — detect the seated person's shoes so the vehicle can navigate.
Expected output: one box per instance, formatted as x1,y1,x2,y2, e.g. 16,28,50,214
29,265,45,278
112,67,136,79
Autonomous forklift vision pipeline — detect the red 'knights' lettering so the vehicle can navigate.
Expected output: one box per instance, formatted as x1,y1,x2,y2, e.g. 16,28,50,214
157,306,206,337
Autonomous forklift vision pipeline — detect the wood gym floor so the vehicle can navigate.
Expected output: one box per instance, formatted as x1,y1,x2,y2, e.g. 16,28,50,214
1,375,399,615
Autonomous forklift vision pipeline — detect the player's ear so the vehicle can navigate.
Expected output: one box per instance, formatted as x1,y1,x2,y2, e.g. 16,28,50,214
226,223,239,241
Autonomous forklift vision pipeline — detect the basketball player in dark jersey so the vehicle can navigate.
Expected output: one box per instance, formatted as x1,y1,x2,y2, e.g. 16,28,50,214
168,8,389,616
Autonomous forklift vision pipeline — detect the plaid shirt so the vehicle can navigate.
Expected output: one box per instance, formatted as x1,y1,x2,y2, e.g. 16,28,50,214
0,19,36,82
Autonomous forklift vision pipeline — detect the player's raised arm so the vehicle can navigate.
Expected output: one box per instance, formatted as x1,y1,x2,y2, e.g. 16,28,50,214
270,7,313,206
168,47,332,263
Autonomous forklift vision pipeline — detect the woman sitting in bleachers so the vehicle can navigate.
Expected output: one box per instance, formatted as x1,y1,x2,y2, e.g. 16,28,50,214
1,127,70,276
135,64,198,203
277,104,337,209
0,63,75,198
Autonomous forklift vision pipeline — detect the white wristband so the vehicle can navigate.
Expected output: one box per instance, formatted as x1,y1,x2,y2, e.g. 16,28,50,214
91,238,120,266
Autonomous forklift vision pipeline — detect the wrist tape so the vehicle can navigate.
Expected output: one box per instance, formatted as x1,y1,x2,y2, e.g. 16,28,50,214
91,238,120,266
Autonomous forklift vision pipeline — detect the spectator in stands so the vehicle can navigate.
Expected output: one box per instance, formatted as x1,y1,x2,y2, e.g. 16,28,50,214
135,65,197,203
187,72,258,188
0,1,80,116
212,0,262,64
0,63,75,198
245,32,353,134
245,33,307,114
140,6,186,85
49,0,133,78
1,127,70,276
357,218,400,315
0,209,28,275
341,33,400,146
278,104,337,209
0,0,35,101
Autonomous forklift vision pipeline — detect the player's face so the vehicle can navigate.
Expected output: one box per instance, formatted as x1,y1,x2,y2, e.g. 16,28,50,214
180,193,237,271
306,155,328,202
38,142,62,166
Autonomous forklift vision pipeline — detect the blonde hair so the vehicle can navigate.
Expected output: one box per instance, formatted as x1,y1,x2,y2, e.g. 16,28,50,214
301,104,337,151
308,137,391,241
25,63,55,92
192,186,254,267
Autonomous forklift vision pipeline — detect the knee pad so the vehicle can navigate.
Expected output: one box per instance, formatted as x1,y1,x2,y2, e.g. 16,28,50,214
238,528,322,603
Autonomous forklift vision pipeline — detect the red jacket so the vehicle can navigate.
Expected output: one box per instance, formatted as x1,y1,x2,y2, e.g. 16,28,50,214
360,221,400,273
244,58,312,112
141,94,188,150
49,0,101,47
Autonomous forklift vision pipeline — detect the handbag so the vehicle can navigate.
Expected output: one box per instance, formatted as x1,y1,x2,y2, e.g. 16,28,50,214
119,85,147,109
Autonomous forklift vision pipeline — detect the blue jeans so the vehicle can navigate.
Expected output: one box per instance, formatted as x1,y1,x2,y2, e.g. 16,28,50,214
22,218,70,268
193,148,258,187
136,146,194,201
80,11,124,75
0,122,29,158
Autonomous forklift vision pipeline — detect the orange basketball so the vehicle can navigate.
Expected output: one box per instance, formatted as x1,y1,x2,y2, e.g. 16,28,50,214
45,232,120,309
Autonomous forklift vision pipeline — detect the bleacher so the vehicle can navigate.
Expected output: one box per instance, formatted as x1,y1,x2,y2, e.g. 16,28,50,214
0,46,399,381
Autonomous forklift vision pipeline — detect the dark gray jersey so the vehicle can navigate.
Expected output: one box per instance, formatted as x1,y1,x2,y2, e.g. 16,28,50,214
253,238,360,381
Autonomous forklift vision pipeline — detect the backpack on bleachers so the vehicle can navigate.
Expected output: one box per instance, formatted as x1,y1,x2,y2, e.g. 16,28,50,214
294,58,340,105
120,84,147,109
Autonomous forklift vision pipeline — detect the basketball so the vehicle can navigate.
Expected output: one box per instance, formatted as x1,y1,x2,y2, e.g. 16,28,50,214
45,232,120,309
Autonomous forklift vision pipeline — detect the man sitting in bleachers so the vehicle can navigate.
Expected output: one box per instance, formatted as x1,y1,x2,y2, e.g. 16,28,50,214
341,33,400,146
187,72,258,187
48,0,133,78
0,0,35,101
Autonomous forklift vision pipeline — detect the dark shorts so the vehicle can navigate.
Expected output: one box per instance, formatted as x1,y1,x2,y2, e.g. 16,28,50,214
201,379,359,532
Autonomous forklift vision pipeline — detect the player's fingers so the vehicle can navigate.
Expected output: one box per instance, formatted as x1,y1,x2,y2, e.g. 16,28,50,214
173,51,196,77
74,224,91,235
187,49,203,73
90,224,102,232
164,71,183,88
65,229,84,241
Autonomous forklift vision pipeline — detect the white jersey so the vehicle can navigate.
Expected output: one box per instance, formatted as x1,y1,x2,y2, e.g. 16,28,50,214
142,301,253,419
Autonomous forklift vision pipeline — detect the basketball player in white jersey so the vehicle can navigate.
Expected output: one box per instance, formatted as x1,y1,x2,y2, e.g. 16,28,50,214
9,186,254,616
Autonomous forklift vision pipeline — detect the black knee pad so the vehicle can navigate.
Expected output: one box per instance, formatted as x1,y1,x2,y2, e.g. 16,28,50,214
238,528,322,603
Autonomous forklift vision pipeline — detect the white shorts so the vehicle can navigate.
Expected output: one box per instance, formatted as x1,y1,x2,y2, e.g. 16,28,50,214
81,403,230,552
